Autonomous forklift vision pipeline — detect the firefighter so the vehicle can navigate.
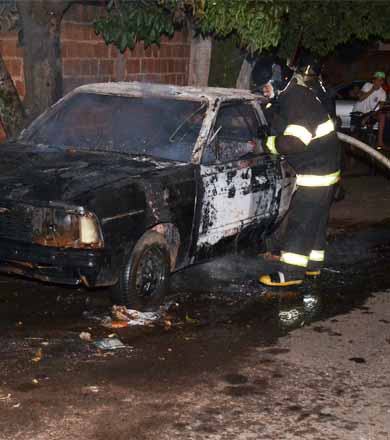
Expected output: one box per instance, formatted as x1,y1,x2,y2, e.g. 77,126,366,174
259,56,341,287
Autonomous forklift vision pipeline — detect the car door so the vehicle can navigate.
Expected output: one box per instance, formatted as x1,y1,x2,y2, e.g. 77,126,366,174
194,100,280,253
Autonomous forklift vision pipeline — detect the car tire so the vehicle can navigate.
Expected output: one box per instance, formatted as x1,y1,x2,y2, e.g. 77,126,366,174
111,231,171,311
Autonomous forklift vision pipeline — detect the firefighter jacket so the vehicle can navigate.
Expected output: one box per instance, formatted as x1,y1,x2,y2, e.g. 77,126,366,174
265,78,341,188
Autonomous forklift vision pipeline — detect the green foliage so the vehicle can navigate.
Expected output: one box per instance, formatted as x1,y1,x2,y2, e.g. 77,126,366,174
197,0,287,54
94,0,176,52
95,0,390,57
279,0,390,57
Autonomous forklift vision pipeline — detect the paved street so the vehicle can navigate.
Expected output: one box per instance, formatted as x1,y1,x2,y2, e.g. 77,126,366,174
1,176,390,440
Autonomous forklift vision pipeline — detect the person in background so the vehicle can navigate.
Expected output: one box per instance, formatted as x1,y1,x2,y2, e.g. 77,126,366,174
377,72,390,150
350,72,386,148
383,72,390,95
353,71,386,114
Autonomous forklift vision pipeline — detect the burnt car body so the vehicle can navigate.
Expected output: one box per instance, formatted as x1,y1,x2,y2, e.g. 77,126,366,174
0,82,296,308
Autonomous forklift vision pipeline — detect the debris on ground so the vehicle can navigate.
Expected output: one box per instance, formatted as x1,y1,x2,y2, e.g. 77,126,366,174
79,331,92,342
83,302,179,329
0,392,11,401
112,306,161,325
109,321,130,329
83,386,99,393
94,338,126,351
31,348,43,363
164,319,172,330
100,305,169,328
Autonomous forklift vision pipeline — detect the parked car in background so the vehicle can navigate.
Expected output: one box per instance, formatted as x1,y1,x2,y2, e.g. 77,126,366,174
0,82,296,309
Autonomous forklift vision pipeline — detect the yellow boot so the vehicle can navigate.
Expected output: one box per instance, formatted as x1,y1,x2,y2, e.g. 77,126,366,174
305,270,321,278
259,272,304,287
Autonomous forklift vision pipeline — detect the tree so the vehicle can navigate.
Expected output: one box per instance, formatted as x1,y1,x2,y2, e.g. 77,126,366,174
16,1,70,121
279,1,390,58
94,0,177,52
197,0,390,88
95,0,286,54
0,1,24,137
94,0,287,89
96,0,390,88
0,0,71,137
0,0,178,138
0,51,25,137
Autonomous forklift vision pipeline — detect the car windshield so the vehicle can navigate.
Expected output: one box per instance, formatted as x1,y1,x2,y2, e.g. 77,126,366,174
24,93,208,162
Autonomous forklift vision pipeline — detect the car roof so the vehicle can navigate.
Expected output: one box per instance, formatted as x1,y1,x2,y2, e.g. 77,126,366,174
73,81,261,103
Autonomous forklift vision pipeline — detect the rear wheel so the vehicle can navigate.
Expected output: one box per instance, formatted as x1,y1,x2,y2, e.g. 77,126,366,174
111,231,171,310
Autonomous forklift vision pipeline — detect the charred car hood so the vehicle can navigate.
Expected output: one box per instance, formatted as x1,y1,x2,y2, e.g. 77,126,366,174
0,143,178,205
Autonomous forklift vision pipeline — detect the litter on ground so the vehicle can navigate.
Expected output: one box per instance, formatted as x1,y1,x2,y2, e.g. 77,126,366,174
99,305,171,328
83,302,178,329
94,338,126,350
79,332,92,341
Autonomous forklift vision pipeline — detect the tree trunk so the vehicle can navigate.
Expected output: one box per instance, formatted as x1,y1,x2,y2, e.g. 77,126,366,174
0,52,26,138
236,57,254,90
114,52,126,81
16,1,69,121
188,33,212,87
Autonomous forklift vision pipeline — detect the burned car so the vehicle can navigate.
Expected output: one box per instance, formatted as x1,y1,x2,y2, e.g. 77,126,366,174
0,82,295,308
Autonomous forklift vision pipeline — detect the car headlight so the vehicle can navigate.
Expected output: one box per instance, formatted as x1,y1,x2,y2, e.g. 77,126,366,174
32,208,104,249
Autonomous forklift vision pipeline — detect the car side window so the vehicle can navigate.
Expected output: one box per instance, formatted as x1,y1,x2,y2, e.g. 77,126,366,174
335,83,363,101
202,102,262,165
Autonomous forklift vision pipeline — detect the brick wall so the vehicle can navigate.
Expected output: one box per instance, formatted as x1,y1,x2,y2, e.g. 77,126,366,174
61,4,190,93
0,32,24,98
0,3,191,111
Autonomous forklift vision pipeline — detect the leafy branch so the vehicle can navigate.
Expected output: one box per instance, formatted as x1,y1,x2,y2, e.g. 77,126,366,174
94,0,177,52
94,0,390,57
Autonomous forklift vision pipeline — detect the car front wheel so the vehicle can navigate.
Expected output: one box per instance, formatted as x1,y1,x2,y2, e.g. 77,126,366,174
111,231,171,310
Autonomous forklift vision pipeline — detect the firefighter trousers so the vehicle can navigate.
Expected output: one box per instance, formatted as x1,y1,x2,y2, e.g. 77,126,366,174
279,185,335,273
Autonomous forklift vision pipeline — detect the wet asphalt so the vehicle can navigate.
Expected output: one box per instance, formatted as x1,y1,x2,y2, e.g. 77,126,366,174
1,223,390,439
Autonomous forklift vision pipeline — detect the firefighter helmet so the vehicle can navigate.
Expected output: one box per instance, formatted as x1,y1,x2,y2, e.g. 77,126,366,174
295,54,322,77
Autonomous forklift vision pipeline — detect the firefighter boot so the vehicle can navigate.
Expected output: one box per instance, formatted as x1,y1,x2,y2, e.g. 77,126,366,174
305,268,321,278
305,261,321,277
305,251,324,278
259,270,304,287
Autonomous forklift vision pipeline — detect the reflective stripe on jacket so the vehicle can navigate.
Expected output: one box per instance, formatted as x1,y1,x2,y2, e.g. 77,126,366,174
266,118,335,155
296,170,340,187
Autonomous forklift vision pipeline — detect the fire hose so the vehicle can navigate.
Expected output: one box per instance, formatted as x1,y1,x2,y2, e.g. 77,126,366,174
337,132,390,170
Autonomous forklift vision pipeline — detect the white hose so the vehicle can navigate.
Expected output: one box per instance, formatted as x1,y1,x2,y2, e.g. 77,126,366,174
337,131,390,170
